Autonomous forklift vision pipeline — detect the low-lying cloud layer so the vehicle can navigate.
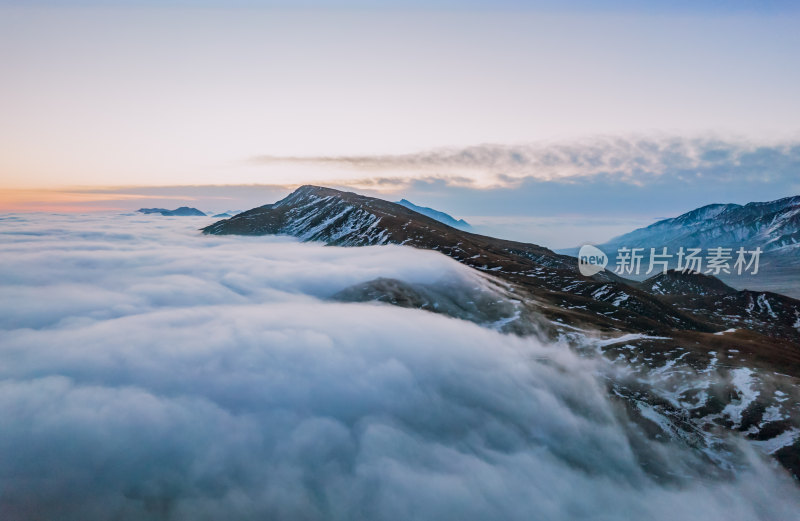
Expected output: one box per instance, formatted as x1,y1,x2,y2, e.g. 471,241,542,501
1,214,799,520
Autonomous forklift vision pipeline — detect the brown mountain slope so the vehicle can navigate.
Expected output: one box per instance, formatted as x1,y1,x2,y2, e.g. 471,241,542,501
204,185,800,343
204,185,718,335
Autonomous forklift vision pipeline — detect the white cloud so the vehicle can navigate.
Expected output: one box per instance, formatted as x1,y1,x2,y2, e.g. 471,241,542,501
0,213,798,520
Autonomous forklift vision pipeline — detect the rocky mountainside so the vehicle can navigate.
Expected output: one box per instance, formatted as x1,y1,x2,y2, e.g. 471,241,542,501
204,185,800,478
637,270,800,342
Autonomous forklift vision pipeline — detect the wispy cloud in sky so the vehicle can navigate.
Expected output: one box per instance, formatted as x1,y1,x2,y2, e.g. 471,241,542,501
251,136,800,189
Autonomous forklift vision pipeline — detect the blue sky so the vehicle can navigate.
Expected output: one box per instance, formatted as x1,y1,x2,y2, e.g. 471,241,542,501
2,1,799,12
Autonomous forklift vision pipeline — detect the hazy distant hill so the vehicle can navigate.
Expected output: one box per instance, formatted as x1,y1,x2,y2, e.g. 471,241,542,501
137,207,207,216
394,199,472,230
561,195,800,297
601,195,800,254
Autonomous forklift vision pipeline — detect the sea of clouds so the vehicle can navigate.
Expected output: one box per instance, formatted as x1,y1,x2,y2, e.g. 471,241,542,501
1,213,799,521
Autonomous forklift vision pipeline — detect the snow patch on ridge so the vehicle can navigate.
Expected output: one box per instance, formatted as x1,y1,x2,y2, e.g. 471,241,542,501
722,368,759,428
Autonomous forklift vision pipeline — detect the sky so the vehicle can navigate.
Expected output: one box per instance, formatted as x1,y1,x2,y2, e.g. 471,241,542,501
0,0,799,244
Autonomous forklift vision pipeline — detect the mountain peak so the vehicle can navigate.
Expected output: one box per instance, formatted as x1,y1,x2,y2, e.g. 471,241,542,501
294,184,334,195
281,184,340,200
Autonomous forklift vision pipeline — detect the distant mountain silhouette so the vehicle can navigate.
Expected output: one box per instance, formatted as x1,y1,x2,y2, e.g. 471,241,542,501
395,199,471,230
138,207,206,216
598,195,800,254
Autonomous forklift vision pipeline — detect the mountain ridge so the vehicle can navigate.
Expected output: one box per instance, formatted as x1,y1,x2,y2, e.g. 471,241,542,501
203,185,799,341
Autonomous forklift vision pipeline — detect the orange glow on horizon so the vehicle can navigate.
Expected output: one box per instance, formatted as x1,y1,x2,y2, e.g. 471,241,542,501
0,180,408,213
0,189,182,213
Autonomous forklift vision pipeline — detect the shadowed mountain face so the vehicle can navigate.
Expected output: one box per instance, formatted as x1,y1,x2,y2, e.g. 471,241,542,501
204,185,800,479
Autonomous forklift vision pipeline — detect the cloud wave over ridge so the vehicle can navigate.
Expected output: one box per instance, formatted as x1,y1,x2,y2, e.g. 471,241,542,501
0,213,798,520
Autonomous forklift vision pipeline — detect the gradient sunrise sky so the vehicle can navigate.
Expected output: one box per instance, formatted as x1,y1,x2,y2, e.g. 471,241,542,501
1,0,799,217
